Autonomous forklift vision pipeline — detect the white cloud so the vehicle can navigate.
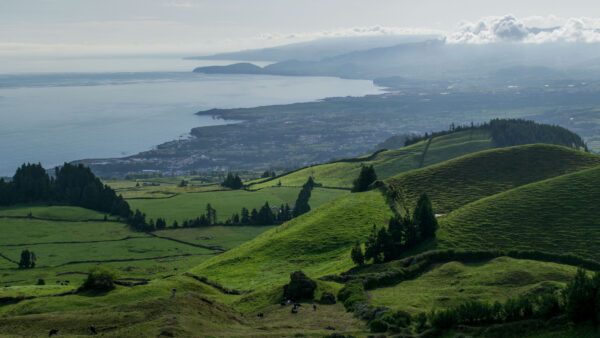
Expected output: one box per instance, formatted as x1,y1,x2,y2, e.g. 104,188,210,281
446,15,600,44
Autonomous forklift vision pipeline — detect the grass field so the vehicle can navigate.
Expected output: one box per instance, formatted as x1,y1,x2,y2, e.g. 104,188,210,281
386,144,600,213
368,257,578,315
0,207,276,290
437,165,600,260
248,130,495,189
0,205,116,221
190,189,394,290
127,186,348,224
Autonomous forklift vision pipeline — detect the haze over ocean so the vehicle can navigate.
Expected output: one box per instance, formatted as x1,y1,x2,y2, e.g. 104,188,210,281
0,56,383,176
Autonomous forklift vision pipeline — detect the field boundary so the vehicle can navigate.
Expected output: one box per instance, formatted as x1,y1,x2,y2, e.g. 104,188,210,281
0,215,122,223
0,235,150,248
148,233,226,252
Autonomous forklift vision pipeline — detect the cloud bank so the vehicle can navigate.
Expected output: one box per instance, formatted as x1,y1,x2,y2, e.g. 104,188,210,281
446,15,600,44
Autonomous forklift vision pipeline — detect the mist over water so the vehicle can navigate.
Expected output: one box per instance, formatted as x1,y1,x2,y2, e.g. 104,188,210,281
0,57,383,176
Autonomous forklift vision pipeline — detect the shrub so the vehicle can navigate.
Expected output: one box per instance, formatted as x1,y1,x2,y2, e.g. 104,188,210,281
369,319,388,333
337,281,367,311
381,310,412,328
319,292,336,304
283,271,316,301
37,278,45,285
81,266,117,292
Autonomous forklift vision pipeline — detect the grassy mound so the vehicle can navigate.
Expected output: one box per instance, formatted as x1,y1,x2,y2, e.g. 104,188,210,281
249,130,494,189
438,165,600,260
368,257,578,315
386,144,600,213
189,189,394,290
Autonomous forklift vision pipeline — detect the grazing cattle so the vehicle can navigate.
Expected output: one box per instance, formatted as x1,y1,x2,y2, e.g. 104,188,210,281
294,303,301,307
291,307,298,314
313,304,317,311
280,301,286,306
257,313,264,318
90,325,97,335
48,329,59,336
326,326,336,330
171,288,177,298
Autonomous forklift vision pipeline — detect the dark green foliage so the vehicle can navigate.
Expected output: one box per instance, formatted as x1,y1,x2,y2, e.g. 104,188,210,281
381,310,412,328
338,281,367,311
81,266,117,292
18,250,36,269
37,278,45,285
413,193,438,239
319,292,336,304
351,165,377,192
405,118,587,150
261,169,276,178
564,268,599,323
292,177,314,217
155,218,167,230
282,271,316,301
0,163,131,219
364,225,379,263
351,241,365,266
221,173,243,190
369,319,388,333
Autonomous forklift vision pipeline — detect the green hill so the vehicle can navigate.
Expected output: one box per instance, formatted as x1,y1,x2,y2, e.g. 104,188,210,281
250,129,494,189
189,189,393,290
386,144,600,213
437,165,600,260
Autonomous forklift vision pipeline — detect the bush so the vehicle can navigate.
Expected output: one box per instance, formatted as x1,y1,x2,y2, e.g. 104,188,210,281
37,278,45,285
337,281,367,311
283,271,316,301
319,291,336,304
369,319,388,333
382,310,412,328
81,266,117,292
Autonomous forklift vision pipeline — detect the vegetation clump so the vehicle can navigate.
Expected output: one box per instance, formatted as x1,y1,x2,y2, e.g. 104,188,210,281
352,165,377,192
18,249,36,269
292,177,315,217
355,193,437,264
221,173,243,190
0,163,131,218
81,266,117,292
319,292,336,304
283,270,317,301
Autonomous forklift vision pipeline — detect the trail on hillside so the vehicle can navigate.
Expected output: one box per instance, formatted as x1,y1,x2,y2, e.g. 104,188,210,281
418,137,433,168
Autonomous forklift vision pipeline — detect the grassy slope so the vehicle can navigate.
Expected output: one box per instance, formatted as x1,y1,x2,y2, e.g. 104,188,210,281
386,144,600,213
153,226,274,251
437,165,600,261
250,130,494,189
127,187,348,224
189,189,394,290
0,205,116,221
0,275,367,337
368,257,578,315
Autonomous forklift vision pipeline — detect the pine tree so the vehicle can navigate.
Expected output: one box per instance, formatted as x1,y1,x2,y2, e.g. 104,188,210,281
351,165,377,192
364,224,378,262
351,241,365,266
241,207,250,224
413,193,438,239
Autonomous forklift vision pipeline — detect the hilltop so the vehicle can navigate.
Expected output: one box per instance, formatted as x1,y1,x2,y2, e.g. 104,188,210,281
438,165,600,260
386,144,600,213
250,119,589,190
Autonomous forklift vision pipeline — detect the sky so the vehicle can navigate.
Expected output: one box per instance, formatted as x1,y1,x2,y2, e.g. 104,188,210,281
2,0,600,57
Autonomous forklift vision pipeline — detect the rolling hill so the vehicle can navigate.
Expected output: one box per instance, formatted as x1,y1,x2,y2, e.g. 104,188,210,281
249,129,495,189
437,165,600,260
386,144,600,213
189,189,393,290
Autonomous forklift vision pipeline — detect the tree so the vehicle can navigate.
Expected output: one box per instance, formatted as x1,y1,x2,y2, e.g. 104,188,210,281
413,193,438,239
364,224,378,263
564,268,597,323
283,271,317,301
19,249,36,269
172,220,179,228
221,173,243,190
352,165,377,192
351,241,365,266
81,266,117,292
293,177,314,217
241,207,250,224
206,203,216,225
375,227,394,262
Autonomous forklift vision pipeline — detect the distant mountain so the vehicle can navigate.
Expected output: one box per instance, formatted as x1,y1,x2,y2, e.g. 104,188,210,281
186,35,439,62
194,40,600,81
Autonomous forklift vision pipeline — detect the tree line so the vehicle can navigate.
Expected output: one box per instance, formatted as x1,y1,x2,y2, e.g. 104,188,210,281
351,193,438,265
128,176,319,232
0,163,131,218
403,118,587,151
428,268,600,330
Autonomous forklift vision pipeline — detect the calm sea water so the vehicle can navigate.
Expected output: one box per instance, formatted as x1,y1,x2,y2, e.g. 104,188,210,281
0,57,383,176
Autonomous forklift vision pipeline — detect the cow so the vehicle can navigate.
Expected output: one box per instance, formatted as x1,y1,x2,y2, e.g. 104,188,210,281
48,329,59,336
